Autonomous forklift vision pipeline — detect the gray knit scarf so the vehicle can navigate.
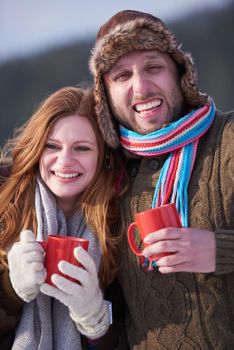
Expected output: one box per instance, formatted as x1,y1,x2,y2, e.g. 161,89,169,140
12,176,101,350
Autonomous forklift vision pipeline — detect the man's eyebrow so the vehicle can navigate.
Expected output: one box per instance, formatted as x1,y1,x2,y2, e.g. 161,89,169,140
108,54,163,74
144,53,163,60
108,63,127,74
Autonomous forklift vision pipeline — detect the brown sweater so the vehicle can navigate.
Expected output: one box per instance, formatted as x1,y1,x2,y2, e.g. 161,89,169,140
0,267,23,350
115,111,234,349
0,164,23,350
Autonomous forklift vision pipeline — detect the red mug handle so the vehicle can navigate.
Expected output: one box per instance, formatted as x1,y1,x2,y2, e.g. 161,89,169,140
127,222,143,256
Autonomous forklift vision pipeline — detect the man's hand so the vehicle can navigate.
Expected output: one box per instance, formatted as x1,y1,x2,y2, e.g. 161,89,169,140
142,227,216,273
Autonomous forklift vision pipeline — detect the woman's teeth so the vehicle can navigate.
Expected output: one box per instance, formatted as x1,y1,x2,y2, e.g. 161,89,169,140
54,172,80,178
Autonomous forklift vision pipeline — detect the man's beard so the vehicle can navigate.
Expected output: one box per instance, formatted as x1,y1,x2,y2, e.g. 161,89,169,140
108,87,187,135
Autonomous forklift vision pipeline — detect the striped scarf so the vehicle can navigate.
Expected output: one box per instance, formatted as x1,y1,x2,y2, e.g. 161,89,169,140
119,101,216,227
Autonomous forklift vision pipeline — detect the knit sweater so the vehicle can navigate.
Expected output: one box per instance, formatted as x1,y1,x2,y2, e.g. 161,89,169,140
115,111,234,350
0,165,23,350
0,267,23,350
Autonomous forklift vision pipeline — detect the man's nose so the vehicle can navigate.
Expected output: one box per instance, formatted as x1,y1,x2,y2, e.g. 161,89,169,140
132,71,149,96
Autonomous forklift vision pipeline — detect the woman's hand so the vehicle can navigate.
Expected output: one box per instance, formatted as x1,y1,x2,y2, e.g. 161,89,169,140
8,230,46,302
40,246,111,339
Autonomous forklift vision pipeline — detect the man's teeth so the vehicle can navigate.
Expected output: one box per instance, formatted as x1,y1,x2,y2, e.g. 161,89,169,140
135,99,161,112
54,172,79,178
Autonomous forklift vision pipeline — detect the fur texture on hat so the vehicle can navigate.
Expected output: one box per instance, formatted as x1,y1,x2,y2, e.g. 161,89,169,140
89,10,208,149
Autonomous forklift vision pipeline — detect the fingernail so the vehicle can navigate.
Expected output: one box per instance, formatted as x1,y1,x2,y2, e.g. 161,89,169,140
144,236,151,243
142,249,147,257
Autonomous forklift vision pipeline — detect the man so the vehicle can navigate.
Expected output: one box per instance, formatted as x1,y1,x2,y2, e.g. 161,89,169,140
89,10,234,349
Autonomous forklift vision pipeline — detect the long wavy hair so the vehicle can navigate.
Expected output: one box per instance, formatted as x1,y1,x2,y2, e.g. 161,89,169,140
0,86,124,287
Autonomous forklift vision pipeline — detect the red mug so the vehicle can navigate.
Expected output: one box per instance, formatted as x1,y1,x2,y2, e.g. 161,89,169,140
127,203,181,260
39,235,89,286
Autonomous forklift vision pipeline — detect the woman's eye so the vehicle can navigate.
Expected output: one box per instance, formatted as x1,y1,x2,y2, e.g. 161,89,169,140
75,146,90,151
45,143,59,150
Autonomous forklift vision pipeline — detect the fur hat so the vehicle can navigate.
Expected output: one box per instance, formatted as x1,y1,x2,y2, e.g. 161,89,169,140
89,10,208,149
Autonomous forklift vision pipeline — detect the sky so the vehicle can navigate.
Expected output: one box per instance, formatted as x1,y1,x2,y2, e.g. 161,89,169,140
0,0,231,63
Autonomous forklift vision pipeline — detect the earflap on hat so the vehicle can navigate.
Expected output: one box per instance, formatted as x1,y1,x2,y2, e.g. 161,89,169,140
171,47,208,107
94,74,120,149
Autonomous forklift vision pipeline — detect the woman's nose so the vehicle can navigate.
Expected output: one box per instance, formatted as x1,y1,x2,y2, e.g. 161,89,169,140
57,149,75,167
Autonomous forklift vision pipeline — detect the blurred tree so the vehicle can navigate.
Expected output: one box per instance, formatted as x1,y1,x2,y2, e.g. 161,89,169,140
0,40,93,146
171,1,234,111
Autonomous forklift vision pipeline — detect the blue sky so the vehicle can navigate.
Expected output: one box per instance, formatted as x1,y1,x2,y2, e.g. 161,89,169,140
0,0,231,63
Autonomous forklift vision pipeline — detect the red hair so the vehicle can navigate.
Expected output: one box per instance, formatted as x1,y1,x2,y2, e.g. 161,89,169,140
0,86,124,287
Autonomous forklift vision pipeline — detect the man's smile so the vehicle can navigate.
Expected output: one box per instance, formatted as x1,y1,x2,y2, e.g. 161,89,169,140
134,98,162,113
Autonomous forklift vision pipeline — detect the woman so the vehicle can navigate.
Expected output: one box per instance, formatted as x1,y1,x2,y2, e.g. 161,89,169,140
0,86,123,349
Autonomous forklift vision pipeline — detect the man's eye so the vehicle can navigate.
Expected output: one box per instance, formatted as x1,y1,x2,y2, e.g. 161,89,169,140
114,72,130,81
45,143,59,150
147,65,161,72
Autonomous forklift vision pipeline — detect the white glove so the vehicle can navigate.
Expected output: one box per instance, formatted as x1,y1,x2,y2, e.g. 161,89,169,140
40,246,111,339
8,229,47,302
